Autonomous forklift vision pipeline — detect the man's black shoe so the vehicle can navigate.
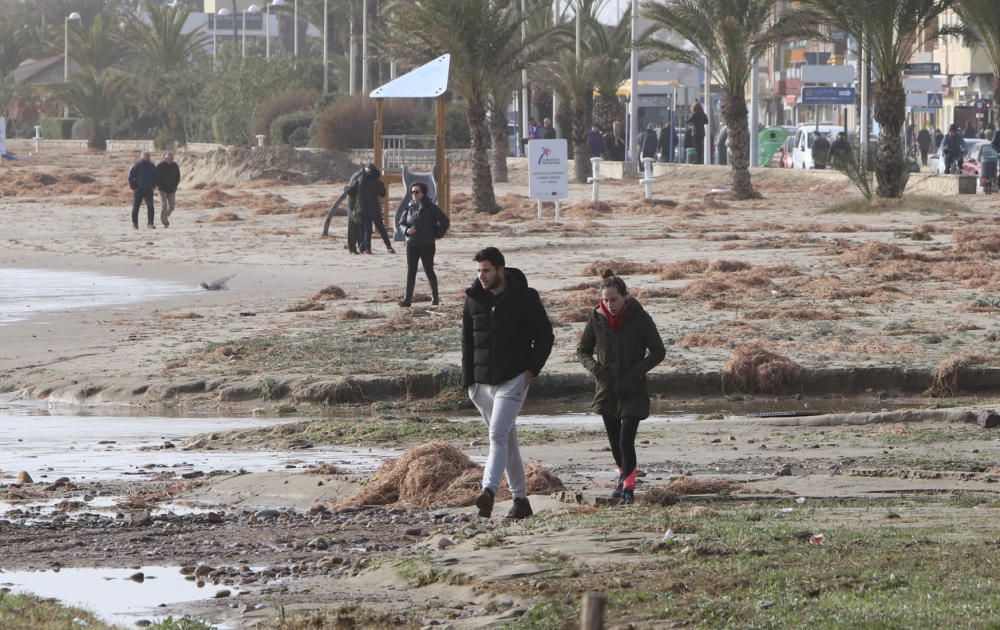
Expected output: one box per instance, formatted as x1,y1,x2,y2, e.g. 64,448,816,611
505,497,533,520
476,488,495,518
621,488,635,505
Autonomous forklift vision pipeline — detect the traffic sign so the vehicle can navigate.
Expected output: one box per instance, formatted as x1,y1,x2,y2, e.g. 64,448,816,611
927,93,943,108
800,87,856,105
903,62,941,75
975,99,988,113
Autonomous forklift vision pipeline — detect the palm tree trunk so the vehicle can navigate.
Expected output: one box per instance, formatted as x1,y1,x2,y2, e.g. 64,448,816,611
489,103,509,183
573,90,593,183
467,100,500,214
722,92,754,200
873,78,907,198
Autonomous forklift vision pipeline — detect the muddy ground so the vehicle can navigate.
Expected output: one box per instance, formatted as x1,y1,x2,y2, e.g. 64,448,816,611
2,142,1000,628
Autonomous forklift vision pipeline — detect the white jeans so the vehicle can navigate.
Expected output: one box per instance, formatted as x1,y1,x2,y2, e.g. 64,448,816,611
468,373,528,498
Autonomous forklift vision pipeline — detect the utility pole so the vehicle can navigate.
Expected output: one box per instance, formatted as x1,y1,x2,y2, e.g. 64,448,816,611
361,0,369,93
552,0,560,136
628,0,638,161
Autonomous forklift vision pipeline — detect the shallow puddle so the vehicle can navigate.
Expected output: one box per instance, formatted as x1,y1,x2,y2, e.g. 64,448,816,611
0,267,194,326
0,566,246,628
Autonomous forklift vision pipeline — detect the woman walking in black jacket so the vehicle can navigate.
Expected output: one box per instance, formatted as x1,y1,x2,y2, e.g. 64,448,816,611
576,270,665,504
398,182,449,306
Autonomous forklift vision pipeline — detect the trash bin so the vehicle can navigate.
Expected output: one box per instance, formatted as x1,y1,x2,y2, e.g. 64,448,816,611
981,147,998,194
685,147,697,164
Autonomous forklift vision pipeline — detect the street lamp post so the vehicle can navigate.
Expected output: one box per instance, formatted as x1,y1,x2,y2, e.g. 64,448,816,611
270,0,286,59
63,12,81,118
243,4,261,59
214,8,231,70
322,0,329,94
294,0,298,59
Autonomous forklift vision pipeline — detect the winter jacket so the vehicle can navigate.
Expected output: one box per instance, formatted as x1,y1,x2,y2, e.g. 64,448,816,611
658,125,678,160
576,297,665,420
942,133,967,157
588,130,605,158
542,126,557,139
398,198,449,247
917,129,932,150
640,129,658,159
346,168,386,217
687,109,708,138
154,161,181,193
603,132,626,161
462,267,554,388
128,160,157,191
811,136,831,167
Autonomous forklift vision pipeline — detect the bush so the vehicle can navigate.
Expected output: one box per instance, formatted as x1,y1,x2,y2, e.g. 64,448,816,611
254,89,319,137
314,94,432,150
269,111,314,146
288,126,311,147
39,117,76,139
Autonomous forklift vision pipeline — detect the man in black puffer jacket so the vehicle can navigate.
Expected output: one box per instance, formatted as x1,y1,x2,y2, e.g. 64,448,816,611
462,247,554,521
128,151,157,230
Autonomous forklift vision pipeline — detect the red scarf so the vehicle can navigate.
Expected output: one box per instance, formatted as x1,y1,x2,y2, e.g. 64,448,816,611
599,299,627,332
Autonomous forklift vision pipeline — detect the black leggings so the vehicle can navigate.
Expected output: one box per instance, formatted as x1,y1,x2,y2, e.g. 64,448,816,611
602,415,640,479
405,242,438,302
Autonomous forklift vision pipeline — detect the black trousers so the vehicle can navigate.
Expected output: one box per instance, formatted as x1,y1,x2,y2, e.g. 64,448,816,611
131,189,154,225
602,415,640,479
920,147,929,165
404,242,438,302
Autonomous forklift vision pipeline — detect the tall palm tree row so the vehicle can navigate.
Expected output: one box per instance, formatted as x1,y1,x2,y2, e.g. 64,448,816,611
799,0,962,198
383,0,549,214
641,0,817,200
954,0,1000,119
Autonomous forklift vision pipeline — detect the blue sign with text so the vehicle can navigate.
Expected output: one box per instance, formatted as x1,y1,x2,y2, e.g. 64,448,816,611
800,87,856,105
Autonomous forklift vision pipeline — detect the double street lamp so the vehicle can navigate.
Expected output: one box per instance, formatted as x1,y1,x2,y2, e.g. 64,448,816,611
63,11,81,117
242,4,261,58
213,7,230,70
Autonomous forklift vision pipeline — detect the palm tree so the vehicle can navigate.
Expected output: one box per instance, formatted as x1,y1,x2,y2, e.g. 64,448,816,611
954,0,1000,119
800,0,962,198
641,0,817,200
124,2,209,144
51,68,127,149
0,22,32,76
544,49,605,182
69,15,124,74
385,0,548,214
591,7,632,133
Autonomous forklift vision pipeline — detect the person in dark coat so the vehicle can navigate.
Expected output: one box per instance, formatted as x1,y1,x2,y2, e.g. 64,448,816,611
830,131,851,169
917,127,932,165
687,102,709,164
603,121,626,161
811,130,831,169
397,181,449,307
658,121,678,162
344,167,366,254
934,128,944,152
463,247,554,520
639,123,658,161
154,151,180,227
576,270,665,504
942,124,968,174
345,163,395,254
541,117,557,139
128,151,157,230
587,124,605,158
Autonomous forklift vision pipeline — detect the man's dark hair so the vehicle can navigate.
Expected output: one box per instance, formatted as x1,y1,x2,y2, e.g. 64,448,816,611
473,247,505,269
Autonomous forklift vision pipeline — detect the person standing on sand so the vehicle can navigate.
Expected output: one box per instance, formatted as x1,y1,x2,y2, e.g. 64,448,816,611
154,151,180,227
463,247,554,520
576,270,665,504
128,151,157,230
397,181,449,307
346,163,395,255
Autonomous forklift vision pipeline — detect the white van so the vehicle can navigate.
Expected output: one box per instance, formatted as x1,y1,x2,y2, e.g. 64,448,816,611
791,123,845,170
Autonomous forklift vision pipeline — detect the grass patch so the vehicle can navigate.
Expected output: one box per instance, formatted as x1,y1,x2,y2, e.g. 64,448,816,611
395,554,470,587
0,592,111,630
823,195,969,215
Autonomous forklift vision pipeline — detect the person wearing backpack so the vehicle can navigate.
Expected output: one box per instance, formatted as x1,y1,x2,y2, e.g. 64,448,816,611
397,181,449,306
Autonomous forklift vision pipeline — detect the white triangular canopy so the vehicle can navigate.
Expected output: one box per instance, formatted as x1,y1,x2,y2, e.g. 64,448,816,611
369,54,450,99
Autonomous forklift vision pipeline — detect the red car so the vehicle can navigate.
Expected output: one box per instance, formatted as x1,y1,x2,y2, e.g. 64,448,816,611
779,135,795,168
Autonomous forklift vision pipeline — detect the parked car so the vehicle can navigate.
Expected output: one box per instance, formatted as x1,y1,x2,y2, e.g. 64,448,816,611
962,141,997,177
790,123,845,169
779,134,795,168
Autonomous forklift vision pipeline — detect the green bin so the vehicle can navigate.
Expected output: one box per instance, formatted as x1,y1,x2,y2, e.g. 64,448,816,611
685,147,697,164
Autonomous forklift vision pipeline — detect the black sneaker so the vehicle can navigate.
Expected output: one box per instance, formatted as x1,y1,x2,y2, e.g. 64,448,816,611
611,476,624,500
398,300,411,307
505,497,533,520
476,488,495,518
621,488,635,505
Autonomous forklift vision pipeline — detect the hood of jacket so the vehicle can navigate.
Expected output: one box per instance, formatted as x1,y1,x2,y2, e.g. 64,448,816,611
467,266,528,303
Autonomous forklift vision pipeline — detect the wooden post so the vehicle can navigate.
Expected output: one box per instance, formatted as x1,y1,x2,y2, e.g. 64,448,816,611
436,94,449,216
580,591,606,630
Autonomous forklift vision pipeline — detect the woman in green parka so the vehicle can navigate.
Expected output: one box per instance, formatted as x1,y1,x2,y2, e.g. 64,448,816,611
576,270,666,504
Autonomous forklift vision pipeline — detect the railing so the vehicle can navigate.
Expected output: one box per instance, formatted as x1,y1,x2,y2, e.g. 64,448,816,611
381,134,437,172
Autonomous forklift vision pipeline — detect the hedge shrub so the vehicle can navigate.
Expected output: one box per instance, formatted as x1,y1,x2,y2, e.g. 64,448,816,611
254,89,319,138
269,111,314,146
314,94,431,151
39,117,76,139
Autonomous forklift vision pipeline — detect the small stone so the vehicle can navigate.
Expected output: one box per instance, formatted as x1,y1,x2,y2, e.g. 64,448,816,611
205,512,224,524
977,409,1000,429
776,465,793,477
126,511,152,527
437,536,455,550
308,503,328,514
194,564,215,577
214,589,231,598
53,477,70,486
254,508,280,520
469,439,483,447
135,620,152,628
16,471,32,484
128,572,145,583
710,438,722,443
308,537,329,550
179,565,197,575
405,527,423,536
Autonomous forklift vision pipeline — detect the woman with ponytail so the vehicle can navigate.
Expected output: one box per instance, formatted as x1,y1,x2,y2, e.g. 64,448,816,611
576,270,665,504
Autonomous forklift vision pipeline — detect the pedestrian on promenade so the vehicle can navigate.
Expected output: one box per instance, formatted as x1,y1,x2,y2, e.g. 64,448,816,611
397,181,449,307
658,121,678,163
811,130,831,170
687,102,709,164
463,247,554,520
541,117,557,140
128,151,157,230
346,163,395,255
603,121,626,161
154,151,180,227
917,127,932,166
576,270,665,504
588,124,605,158
639,123,658,161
